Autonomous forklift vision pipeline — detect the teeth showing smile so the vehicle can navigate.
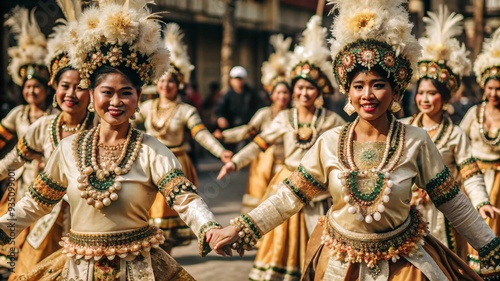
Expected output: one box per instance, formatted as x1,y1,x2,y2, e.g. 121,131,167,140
362,104,376,108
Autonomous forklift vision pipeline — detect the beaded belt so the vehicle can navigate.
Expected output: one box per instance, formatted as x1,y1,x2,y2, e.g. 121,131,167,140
319,207,428,269
477,159,500,172
60,226,165,260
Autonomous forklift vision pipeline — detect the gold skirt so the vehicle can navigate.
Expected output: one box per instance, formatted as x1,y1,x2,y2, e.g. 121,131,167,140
149,148,197,249
248,167,307,281
302,222,482,281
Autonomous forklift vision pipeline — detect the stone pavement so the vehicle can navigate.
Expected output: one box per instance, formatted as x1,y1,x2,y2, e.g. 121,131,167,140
173,158,256,280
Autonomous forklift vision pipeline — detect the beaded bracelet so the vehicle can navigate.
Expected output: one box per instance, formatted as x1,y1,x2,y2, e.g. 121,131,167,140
230,215,260,251
477,201,491,211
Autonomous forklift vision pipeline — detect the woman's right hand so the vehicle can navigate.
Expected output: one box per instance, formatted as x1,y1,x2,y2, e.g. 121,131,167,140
217,162,236,180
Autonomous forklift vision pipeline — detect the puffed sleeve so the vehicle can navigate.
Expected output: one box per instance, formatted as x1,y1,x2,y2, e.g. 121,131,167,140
453,129,490,208
0,143,68,245
0,106,23,151
416,132,500,278
149,140,221,256
231,110,288,170
185,105,225,158
240,133,330,239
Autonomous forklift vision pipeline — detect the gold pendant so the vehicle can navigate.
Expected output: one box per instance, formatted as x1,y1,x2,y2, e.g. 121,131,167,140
297,127,313,141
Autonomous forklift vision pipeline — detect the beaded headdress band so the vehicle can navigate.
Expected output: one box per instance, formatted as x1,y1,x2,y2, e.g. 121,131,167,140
288,15,336,96
417,6,470,93
5,7,50,86
162,23,194,90
67,0,169,89
474,28,500,88
328,0,421,95
261,34,292,93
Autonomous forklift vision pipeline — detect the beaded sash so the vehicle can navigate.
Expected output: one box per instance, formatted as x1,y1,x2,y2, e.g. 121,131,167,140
319,207,428,274
60,226,165,261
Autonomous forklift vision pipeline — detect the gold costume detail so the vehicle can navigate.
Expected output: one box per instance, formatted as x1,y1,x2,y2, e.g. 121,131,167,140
29,171,66,206
157,169,197,207
283,165,325,204
426,166,460,207
459,158,482,181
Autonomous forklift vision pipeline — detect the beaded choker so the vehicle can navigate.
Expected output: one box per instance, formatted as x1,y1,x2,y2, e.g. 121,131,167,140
73,124,143,209
337,115,406,223
50,112,93,149
479,101,500,146
291,107,324,149
411,113,453,150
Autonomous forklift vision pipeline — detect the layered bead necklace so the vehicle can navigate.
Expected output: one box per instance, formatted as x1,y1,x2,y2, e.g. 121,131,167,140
479,101,500,146
50,112,93,149
337,115,406,223
73,124,143,209
292,107,323,149
150,99,178,136
412,112,453,150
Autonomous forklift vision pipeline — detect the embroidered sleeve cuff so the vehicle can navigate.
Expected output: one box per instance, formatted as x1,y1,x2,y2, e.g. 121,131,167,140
477,201,492,210
252,135,270,151
29,171,66,206
190,123,207,137
157,169,197,207
17,137,41,162
0,229,10,245
426,166,460,207
198,221,222,257
229,215,262,252
479,237,500,280
283,165,326,204
459,158,482,181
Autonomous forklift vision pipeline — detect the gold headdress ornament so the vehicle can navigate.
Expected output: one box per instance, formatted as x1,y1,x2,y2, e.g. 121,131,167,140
329,0,421,95
261,34,292,93
474,28,500,88
418,5,471,93
5,7,50,87
46,0,83,87
163,23,194,90
67,0,170,89
289,15,336,95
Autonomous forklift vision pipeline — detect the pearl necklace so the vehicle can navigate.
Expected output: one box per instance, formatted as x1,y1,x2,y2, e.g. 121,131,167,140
74,124,143,209
412,113,453,150
421,122,440,132
479,101,500,146
337,115,406,223
292,107,322,149
50,112,92,149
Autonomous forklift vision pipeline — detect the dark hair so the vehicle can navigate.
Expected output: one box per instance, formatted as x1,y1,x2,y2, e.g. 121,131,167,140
271,81,292,95
89,65,143,92
415,78,451,103
291,77,322,95
54,67,77,86
484,77,500,87
346,65,398,94
21,77,54,108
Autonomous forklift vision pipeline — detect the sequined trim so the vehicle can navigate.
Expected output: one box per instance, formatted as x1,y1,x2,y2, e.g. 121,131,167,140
198,221,222,257
28,171,66,206
478,237,500,279
425,166,460,207
61,226,165,260
0,229,10,245
458,157,482,181
16,137,41,162
252,135,270,151
157,169,197,207
283,165,326,204
320,207,428,268
190,123,206,137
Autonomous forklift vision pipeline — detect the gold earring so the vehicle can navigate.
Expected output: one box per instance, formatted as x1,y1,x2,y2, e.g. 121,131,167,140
88,101,95,112
390,100,402,112
52,95,58,108
314,95,324,108
442,103,449,111
136,106,140,112
130,113,136,121
343,98,355,116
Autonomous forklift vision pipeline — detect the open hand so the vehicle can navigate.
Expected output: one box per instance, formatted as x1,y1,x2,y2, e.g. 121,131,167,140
479,205,500,219
217,162,236,180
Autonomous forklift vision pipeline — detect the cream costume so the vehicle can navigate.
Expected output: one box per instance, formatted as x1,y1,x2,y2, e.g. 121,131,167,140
135,23,226,249
227,1,500,280
222,34,292,213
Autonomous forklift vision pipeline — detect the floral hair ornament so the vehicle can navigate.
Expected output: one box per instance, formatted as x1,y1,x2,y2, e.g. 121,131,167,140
288,15,336,96
261,34,292,94
162,23,194,90
418,5,471,93
474,27,500,88
46,0,83,88
5,7,50,87
328,0,421,95
67,0,170,89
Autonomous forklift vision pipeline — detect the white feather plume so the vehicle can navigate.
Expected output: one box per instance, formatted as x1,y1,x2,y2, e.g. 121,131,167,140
419,5,471,78
164,23,194,86
474,28,500,84
288,15,336,89
261,34,292,90
5,6,48,86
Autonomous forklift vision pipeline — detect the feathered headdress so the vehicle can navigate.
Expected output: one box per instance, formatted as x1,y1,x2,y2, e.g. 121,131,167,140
163,23,194,90
67,0,169,88
418,5,470,93
5,7,49,86
261,34,292,93
288,15,335,95
46,0,83,87
474,28,500,87
328,0,421,94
